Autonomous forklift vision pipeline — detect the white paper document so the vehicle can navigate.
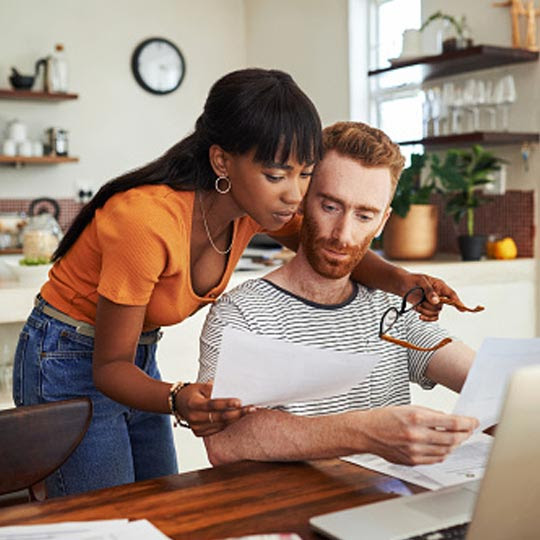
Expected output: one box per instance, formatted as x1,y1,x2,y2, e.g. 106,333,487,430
343,433,493,490
0,519,170,540
212,327,381,407
453,337,540,431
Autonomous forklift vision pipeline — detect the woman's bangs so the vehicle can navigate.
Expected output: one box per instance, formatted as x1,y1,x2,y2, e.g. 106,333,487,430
252,110,322,166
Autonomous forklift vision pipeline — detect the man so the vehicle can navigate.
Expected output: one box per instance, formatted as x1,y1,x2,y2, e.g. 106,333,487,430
197,121,479,467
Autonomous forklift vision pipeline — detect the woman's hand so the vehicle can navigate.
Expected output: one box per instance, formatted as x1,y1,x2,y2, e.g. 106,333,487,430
175,382,255,437
403,273,463,322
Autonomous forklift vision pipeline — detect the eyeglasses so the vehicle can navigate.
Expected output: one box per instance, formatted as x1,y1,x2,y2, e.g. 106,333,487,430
379,286,453,352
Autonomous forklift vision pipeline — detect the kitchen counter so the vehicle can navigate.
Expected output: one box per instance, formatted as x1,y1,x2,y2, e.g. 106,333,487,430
0,254,536,323
387,253,536,285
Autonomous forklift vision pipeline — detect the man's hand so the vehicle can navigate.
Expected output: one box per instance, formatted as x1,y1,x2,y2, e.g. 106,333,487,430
402,273,463,322
176,382,255,437
359,405,479,466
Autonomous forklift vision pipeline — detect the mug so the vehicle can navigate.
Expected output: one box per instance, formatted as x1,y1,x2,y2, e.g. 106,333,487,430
2,139,16,156
32,141,44,157
7,119,27,143
17,140,33,157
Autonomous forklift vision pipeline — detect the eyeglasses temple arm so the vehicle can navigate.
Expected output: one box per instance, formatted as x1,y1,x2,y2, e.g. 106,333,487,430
380,333,453,352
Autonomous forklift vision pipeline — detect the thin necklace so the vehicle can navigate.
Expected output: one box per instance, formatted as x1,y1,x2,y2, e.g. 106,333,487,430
197,191,233,255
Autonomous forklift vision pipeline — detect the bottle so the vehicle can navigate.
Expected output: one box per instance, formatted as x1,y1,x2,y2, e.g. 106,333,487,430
51,44,69,93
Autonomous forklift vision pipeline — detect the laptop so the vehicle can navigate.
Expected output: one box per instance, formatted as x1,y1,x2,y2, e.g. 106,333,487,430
310,365,540,540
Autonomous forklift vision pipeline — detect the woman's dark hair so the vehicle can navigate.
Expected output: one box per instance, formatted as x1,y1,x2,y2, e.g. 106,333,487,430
53,68,323,261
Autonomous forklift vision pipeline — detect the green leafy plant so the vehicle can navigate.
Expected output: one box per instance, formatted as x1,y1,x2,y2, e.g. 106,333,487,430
420,10,467,39
391,154,437,218
19,256,51,266
430,145,505,236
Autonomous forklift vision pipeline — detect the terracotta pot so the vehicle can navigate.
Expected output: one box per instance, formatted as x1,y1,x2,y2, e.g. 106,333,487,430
383,204,438,260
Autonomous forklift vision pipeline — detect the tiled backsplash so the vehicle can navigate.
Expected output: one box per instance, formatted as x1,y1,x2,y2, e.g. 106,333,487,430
0,189,536,257
433,190,535,258
0,198,84,233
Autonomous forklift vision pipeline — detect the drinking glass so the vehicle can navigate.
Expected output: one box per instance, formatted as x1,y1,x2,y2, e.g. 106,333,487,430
473,80,486,131
463,79,478,133
484,80,498,131
496,75,517,131
430,86,442,136
440,82,455,135
450,87,464,134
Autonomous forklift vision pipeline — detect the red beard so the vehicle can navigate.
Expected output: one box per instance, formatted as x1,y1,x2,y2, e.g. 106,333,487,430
300,210,371,279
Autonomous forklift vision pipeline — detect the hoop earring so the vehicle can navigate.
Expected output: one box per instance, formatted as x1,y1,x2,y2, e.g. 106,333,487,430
215,175,231,194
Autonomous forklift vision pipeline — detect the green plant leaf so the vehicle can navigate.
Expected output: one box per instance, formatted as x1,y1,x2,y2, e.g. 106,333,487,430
431,145,504,232
391,153,435,217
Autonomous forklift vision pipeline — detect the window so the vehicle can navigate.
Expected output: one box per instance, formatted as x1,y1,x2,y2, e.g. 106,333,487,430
369,0,423,161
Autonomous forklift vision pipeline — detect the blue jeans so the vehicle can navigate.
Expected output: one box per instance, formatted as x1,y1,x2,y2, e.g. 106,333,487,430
12,296,178,497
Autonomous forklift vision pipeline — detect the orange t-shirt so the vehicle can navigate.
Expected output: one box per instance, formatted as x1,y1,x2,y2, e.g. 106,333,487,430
41,185,301,331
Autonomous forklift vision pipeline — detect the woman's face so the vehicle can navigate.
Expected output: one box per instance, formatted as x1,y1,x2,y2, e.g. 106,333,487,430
225,149,315,230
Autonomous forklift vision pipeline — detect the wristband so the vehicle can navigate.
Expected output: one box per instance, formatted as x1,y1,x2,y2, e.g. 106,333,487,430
168,381,191,428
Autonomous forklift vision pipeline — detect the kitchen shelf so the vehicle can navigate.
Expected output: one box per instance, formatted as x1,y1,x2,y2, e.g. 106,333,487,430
369,45,539,83
0,89,78,101
0,156,79,165
397,131,539,147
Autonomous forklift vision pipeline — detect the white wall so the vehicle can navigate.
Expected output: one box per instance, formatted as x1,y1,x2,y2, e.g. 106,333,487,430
0,0,247,198
244,0,351,126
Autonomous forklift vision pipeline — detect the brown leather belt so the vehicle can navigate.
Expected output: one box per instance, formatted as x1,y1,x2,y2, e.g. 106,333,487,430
34,297,162,345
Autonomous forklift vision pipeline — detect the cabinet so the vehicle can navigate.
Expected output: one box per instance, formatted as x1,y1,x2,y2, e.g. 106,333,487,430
368,45,539,148
0,89,79,166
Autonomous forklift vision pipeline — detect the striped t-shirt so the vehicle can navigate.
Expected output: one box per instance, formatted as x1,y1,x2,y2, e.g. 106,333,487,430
197,279,451,416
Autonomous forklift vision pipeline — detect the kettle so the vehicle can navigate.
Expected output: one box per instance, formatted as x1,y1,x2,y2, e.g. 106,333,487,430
35,57,53,93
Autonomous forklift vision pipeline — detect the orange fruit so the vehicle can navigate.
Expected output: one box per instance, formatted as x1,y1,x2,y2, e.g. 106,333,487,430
493,237,518,259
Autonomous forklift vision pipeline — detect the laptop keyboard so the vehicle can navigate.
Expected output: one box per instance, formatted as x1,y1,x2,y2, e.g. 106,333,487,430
406,522,469,540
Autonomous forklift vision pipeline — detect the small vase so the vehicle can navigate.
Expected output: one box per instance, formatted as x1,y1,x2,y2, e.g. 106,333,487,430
458,235,486,261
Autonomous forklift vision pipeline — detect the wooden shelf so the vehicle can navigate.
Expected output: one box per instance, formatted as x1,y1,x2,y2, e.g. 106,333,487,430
0,89,78,101
0,156,79,165
369,45,539,83
397,131,539,147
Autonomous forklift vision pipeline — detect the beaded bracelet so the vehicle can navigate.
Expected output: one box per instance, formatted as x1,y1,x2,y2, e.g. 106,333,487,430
168,381,191,428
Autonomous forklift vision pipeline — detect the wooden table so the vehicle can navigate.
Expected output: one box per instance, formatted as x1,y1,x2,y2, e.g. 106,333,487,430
0,459,424,539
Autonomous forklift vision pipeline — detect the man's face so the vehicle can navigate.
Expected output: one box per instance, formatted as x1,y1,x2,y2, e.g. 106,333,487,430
300,150,393,279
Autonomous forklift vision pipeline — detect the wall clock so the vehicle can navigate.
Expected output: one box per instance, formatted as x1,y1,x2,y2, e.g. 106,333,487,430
131,37,185,95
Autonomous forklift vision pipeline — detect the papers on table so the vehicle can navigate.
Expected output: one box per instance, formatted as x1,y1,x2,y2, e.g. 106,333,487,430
453,337,540,431
343,433,493,490
211,327,380,407
0,519,170,540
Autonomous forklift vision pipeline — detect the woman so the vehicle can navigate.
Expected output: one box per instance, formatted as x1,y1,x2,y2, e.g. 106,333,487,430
13,68,457,497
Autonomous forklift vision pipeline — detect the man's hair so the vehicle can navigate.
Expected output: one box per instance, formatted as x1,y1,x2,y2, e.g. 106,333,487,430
322,121,405,191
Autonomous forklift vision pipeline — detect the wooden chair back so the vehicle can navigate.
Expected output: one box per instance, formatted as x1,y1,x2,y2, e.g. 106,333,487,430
0,398,92,500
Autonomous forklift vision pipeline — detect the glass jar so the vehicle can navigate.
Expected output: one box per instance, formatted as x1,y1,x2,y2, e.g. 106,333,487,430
22,213,63,262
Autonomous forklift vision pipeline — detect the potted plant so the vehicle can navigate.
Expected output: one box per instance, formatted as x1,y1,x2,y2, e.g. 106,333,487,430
420,10,473,52
383,154,439,260
430,145,505,261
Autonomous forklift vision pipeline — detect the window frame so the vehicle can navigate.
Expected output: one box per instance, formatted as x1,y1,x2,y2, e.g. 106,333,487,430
368,0,423,148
